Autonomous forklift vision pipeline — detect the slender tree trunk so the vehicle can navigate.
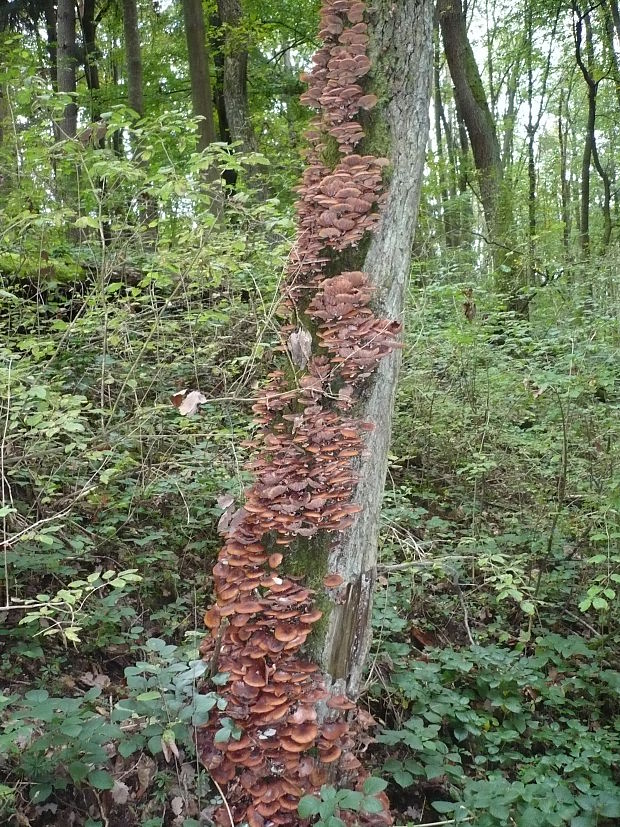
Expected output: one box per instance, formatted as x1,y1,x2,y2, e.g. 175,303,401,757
438,0,508,269
217,0,257,153
0,81,12,196
434,25,458,247
182,0,217,153
526,3,536,275
502,60,518,173
211,9,232,143
578,75,594,253
43,0,58,91
610,0,620,44
575,8,612,251
81,0,100,106
558,92,571,254
602,0,620,110
123,0,144,117
57,0,77,140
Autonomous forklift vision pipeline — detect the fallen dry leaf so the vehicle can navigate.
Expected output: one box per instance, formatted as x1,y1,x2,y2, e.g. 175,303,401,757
111,779,130,805
171,389,208,416
287,327,313,369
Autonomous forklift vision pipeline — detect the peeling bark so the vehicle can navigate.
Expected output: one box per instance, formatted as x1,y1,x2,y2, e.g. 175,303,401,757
319,0,433,696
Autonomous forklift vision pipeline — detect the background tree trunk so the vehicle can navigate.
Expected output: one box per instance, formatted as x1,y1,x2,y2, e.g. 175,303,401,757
57,0,77,140
182,0,217,153
123,0,144,117
43,0,58,91
320,0,433,696
216,0,257,153
438,0,508,267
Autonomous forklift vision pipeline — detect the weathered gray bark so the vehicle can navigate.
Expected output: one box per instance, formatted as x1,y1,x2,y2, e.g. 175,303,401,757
182,0,217,153
123,0,144,117
57,0,77,139
320,0,433,697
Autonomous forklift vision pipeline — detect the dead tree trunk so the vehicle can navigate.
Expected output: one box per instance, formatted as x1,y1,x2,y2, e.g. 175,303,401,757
197,0,432,824
320,0,433,695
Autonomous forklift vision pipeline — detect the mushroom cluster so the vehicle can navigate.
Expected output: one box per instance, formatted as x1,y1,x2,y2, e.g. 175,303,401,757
199,0,401,824
290,0,386,278
293,154,388,278
300,0,378,149
309,272,402,381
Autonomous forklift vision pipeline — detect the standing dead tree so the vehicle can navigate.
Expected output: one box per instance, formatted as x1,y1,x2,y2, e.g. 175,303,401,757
198,0,432,824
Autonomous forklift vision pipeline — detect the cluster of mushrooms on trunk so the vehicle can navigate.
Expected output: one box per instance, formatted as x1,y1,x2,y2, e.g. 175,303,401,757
198,0,402,824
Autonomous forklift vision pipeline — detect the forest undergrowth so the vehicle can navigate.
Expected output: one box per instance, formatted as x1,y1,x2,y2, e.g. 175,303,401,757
0,40,618,823
1,179,618,825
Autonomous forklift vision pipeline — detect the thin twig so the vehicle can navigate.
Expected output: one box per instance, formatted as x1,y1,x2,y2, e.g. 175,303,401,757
453,573,476,646
211,776,235,827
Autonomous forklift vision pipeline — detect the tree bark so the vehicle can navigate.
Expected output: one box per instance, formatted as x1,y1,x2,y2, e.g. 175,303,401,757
438,0,506,254
123,0,144,117
182,0,217,153
320,0,433,696
217,0,257,153
558,91,572,255
434,22,460,247
57,0,77,140
81,0,100,101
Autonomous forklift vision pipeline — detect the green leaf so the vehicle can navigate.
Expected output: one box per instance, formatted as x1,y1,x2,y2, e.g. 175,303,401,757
214,727,231,744
597,792,620,818
432,800,457,813
118,735,144,757
323,817,345,827
393,770,414,788
362,776,387,796
298,794,321,818
136,691,161,702
68,761,89,783
88,770,114,790
74,215,100,229
361,796,384,814
337,789,363,811
30,784,53,804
